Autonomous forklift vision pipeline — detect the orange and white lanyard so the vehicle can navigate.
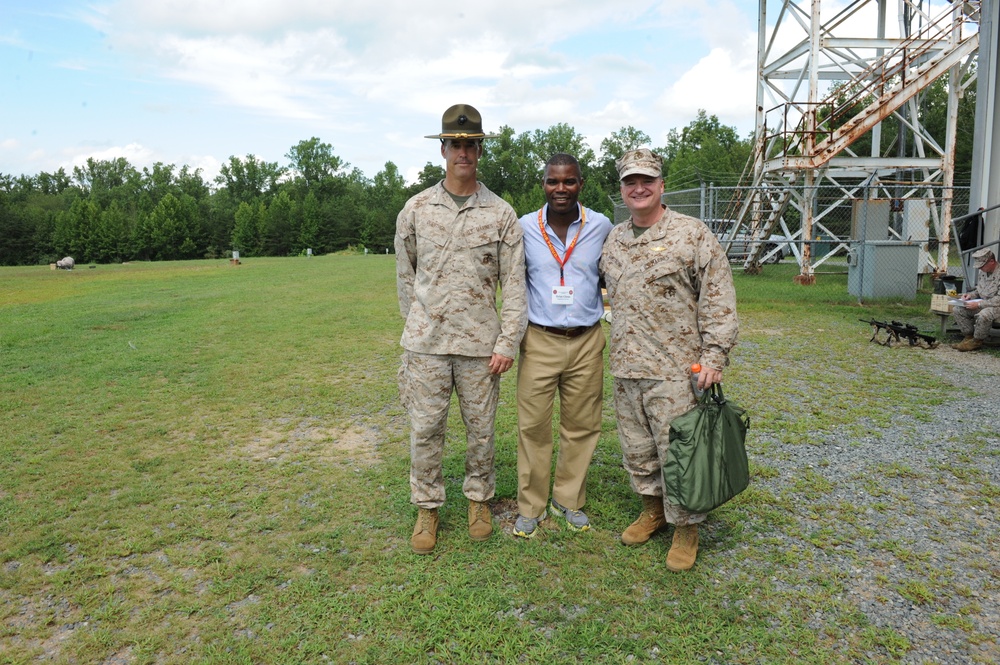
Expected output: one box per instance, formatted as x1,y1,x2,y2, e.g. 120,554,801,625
538,206,586,286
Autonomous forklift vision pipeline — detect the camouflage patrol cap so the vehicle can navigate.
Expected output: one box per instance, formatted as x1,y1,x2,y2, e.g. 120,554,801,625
616,148,662,180
425,104,499,140
972,247,995,268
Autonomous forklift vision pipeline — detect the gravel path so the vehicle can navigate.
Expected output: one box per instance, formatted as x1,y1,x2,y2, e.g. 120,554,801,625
745,344,999,664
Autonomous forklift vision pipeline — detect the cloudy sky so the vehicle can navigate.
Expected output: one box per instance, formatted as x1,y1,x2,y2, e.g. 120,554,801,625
3,1,791,184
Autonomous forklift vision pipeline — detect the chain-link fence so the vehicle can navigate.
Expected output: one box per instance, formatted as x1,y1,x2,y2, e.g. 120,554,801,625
614,183,974,302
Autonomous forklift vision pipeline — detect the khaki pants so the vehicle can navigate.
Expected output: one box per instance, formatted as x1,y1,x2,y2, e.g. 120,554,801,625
399,351,499,509
613,376,706,526
516,324,605,518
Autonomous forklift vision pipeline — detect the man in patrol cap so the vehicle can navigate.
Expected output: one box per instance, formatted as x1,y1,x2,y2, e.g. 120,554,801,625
951,247,999,351
600,148,738,571
395,104,527,554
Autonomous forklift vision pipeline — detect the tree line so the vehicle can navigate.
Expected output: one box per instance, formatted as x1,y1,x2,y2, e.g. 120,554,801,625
0,83,976,267
0,111,756,266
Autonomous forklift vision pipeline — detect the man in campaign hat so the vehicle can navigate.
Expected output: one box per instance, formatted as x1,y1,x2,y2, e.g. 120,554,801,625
423,104,500,141
395,104,527,554
600,148,739,571
951,247,999,351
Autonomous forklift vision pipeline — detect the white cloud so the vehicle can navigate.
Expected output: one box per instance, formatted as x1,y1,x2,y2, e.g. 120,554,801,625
183,154,224,183
656,40,758,134
54,58,90,71
65,143,158,172
149,31,348,121
53,144,224,184
695,0,755,51
111,0,654,47
587,101,645,144
99,0,673,130
0,31,26,48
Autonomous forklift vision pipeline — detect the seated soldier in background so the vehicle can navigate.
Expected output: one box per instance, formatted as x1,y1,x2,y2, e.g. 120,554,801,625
951,248,999,352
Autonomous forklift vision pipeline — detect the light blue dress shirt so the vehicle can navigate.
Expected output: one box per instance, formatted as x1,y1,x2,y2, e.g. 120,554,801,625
519,204,613,328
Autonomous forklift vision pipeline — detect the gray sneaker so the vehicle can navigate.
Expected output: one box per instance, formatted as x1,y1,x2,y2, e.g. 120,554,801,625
513,514,543,539
549,499,591,531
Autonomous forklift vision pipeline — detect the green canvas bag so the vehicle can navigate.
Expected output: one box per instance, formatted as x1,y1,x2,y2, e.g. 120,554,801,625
664,384,750,514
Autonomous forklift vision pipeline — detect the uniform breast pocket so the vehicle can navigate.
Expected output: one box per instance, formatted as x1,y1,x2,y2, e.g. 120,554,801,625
466,227,500,271
645,256,690,299
419,223,453,254
601,260,624,299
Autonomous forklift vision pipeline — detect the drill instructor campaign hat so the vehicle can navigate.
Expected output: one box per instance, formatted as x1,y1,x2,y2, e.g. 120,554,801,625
972,247,995,269
425,104,499,140
617,148,663,180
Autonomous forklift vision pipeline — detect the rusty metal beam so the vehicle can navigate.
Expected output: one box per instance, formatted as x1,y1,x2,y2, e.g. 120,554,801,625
806,34,980,169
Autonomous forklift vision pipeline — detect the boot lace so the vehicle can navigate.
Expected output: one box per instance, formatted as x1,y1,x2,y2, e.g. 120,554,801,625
472,502,490,523
418,510,434,531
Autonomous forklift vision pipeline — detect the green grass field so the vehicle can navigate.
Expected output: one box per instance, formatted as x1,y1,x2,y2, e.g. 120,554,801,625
0,256,994,664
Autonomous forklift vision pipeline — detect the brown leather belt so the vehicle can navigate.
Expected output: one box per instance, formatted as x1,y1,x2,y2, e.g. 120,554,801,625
529,322,597,339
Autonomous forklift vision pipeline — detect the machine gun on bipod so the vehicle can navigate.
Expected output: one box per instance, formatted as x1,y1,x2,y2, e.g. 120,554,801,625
859,319,939,348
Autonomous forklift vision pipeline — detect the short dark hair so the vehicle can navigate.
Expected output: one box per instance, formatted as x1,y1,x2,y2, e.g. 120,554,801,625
544,153,582,179
546,153,579,169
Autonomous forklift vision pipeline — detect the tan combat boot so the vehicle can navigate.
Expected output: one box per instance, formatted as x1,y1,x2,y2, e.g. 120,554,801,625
956,337,984,352
468,501,493,541
666,524,699,572
621,495,667,546
411,508,439,555
950,336,974,349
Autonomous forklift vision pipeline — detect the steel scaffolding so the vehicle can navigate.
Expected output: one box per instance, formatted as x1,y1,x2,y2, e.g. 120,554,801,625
727,0,982,281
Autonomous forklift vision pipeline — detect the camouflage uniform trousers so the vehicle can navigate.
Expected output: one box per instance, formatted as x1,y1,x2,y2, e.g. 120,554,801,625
952,304,998,339
613,376,706,526
399,350,500,509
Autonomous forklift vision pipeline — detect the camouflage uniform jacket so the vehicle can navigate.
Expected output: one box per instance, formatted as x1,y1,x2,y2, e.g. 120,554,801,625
395,181,527,359
970,267,1000,308
600,206,738,380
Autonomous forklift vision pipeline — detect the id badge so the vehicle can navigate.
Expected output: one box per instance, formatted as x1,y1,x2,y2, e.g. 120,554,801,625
552,285,575,305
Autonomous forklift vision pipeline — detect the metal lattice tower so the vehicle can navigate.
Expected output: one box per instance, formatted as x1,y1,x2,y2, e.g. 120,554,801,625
968,0,999,280
727,0,981,280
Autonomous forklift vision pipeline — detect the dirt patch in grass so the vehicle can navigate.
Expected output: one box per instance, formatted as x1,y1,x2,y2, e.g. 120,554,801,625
102,646,135,664
245,419,381,467
3,591,79,661
490,497,519,533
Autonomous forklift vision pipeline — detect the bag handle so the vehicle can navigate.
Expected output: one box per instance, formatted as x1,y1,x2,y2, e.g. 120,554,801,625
708,383,726,406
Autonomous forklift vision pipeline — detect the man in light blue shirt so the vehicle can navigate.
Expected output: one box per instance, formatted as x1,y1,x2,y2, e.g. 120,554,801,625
513,153,613,538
